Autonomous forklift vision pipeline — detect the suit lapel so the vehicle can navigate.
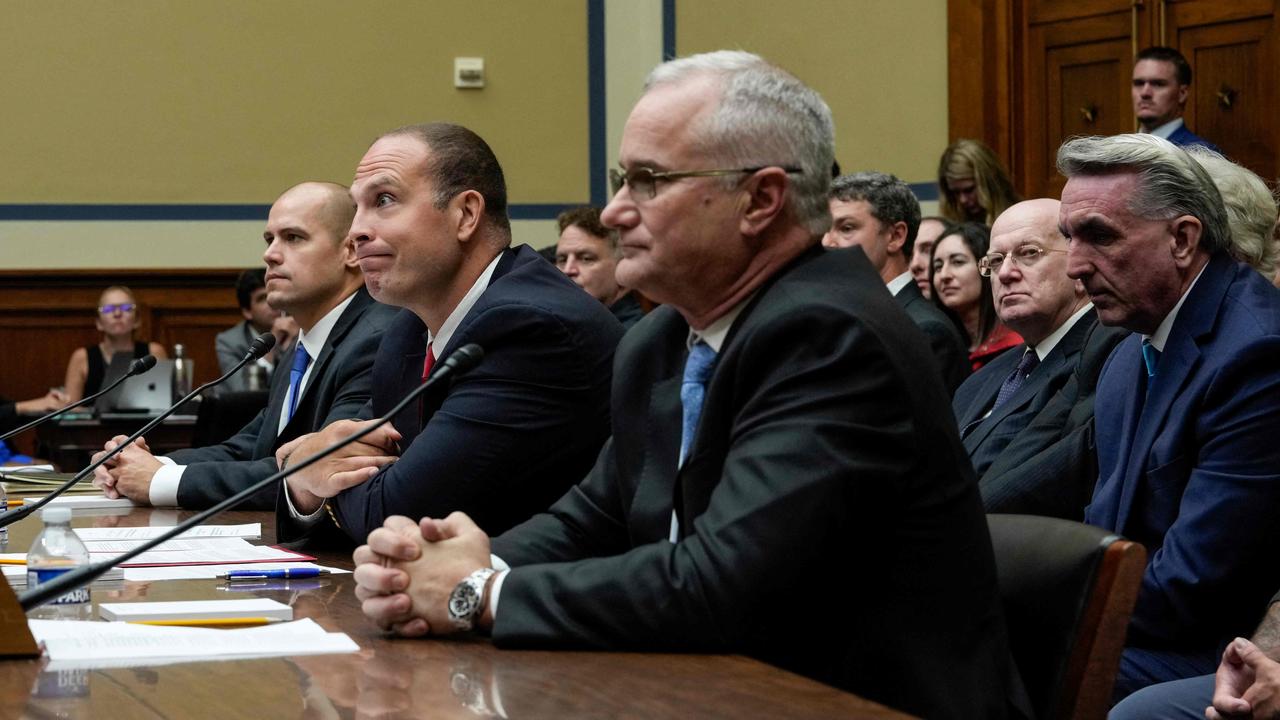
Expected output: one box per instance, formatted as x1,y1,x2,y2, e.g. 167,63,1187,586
958,349,1020,440
1114,256,1231,530
280,289,372,437
630,375,683,543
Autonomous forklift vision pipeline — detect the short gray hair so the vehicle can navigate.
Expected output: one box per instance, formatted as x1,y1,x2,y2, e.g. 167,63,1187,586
645,50,835,236
830,172,922,255
1184,146,1278,277
1056,134,1230,255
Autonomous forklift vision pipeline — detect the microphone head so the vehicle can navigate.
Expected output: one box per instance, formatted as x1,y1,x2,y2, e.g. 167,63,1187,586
441,343,484,374
247,332,277,360
128,355,158,376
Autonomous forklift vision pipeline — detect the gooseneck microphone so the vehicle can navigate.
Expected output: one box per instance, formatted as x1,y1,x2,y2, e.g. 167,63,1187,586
0,356,158,443
19,343,484,610
0,334,277,530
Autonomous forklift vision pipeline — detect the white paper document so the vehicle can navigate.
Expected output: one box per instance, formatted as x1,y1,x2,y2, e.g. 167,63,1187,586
23,496,136,509
30,618,359,669
122,562,349,582
74,523,262,542
99,598,293,622
89,537,310,567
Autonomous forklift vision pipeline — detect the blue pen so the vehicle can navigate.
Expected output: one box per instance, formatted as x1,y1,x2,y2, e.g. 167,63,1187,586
216,568,331,580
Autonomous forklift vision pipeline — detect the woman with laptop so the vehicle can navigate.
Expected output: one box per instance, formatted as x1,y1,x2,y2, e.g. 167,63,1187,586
63,286,168,404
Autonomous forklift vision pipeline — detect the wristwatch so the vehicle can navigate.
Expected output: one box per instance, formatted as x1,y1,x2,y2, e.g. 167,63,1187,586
448,567,497,631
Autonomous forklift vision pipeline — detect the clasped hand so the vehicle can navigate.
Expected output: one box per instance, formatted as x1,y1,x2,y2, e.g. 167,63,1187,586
91,434,161,504
353,512,493,637
277,419,401,514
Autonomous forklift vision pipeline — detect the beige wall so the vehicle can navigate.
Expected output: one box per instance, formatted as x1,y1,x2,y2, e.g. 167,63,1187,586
0,0,947,267
677,0,948,184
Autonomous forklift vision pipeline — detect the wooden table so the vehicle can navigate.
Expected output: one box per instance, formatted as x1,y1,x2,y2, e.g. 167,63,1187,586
34,415,197,471
2,508,911,719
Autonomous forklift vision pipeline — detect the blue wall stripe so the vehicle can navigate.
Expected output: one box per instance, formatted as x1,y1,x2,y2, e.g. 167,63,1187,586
662,0,676,60
587,0,607,207
908,182,939,202
0,203,582,222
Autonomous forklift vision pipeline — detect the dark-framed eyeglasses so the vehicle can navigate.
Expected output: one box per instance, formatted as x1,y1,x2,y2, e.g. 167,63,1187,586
99,303,136,315
978,245,1068,277
608,165,804,200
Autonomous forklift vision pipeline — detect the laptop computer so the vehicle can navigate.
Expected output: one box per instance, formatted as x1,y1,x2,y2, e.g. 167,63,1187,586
95,355,174,415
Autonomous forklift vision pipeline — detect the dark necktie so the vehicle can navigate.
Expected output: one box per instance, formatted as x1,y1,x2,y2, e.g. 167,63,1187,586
992,348,1040,411
285,344,312,423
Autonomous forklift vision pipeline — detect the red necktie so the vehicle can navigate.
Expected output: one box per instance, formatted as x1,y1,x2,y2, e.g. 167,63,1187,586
422,345,436,381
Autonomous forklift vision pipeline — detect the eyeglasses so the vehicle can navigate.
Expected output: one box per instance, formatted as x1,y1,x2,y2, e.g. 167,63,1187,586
608,165,803,200
978,245,1068,277
99,303,136,315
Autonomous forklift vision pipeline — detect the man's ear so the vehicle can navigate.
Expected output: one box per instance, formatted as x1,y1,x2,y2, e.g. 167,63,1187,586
1169,214,1203,268
739,168,789,238
1177,83,1189,108
452,190,486,243
241,307,255,322
885,221,909,255
340,236,361,271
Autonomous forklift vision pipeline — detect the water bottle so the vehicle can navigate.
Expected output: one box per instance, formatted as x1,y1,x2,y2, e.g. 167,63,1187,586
172,343,194,400
26,506,92,621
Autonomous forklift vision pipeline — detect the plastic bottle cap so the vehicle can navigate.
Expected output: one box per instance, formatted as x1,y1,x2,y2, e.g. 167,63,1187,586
41,506,72,524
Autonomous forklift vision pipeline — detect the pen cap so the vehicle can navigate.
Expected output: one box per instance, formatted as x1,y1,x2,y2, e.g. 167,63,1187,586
41,507,72,524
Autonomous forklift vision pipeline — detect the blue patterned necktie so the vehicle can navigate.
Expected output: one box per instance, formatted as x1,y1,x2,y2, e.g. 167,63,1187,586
285,344,312,423
1142,339,1160,378
992,348,1040,410
679,342,718,468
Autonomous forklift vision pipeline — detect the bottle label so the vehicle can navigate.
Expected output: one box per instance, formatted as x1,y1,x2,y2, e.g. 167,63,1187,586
27,568,90,605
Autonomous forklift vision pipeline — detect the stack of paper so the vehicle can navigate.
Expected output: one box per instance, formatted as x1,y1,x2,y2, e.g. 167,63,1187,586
2,468,100,497
2,564,123,588
29,618,360,670
99,598,293,622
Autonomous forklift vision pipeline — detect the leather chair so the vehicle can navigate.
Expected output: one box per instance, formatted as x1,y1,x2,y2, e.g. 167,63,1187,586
190,390,269,448
988,513,1146,720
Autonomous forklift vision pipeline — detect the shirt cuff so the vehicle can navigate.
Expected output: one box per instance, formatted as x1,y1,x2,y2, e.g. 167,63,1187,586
149,462,184,507
488,569,508,620
284,484,328,524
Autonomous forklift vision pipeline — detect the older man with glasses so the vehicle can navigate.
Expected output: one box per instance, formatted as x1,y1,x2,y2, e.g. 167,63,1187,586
951,199,1123,517
351,50,1017,720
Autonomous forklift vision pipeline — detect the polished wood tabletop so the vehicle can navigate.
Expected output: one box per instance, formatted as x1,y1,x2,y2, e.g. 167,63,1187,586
1,507,911,719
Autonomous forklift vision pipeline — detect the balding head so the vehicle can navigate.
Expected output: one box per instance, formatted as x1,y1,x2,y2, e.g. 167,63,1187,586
262,181,363,331
988,199,1089,345
275,182,356,245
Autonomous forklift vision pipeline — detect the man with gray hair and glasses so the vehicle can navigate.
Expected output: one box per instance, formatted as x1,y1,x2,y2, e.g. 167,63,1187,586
1057,133,1280,703
823,172,969,393
351,50,1016,719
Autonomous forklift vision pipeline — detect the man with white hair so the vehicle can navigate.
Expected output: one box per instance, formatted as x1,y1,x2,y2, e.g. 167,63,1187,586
349,51,1014,719
1058,133,1280,700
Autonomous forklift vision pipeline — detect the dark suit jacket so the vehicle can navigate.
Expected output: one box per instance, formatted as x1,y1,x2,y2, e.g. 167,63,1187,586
894,281,969,394
1085,253,1280,653
167,288,396,509
953,309,1096,478
279,245,623,544
1167,123,1222,155
489,246,1013,720
979,321,1128,517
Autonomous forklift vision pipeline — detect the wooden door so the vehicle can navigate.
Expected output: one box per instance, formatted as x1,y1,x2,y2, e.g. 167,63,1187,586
1166,0,1278,180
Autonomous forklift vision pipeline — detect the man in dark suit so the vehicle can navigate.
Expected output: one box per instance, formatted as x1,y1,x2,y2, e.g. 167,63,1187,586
275,123,622,545
350,52,1014,720
1132,46,1220,153
1058,133,1280,700
822,172,969,393
554,206,644,330
951,199,1095,489
91,182,396,510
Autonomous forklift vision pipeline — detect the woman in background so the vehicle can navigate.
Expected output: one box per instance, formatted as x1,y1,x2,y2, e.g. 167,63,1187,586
63,285,167,403
930,222,1021,371
937,139,1021,226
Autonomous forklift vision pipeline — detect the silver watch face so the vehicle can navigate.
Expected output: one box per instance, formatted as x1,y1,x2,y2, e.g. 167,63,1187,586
449,583,481,622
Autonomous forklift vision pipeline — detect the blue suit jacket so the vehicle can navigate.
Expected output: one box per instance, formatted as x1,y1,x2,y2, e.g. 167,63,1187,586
1167,123,1222,155
278,245,624,544
1085,253,1280,651
953,309,1096,478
